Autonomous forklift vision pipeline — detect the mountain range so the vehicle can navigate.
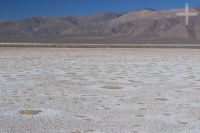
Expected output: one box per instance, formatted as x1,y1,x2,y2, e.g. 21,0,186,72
0,7,200,44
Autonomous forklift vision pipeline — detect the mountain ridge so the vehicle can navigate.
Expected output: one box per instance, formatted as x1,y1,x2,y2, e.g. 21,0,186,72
0,7,200,44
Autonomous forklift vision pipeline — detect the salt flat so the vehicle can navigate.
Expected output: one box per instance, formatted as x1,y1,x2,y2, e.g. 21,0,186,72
0,48,200,133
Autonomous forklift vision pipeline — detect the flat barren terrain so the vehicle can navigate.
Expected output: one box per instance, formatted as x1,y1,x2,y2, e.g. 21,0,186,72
0,48,200,133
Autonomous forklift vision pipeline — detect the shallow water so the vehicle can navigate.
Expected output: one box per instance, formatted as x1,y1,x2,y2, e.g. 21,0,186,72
0,48,200,133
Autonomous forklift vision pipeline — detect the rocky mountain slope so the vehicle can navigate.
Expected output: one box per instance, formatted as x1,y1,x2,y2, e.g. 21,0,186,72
0,7,200,44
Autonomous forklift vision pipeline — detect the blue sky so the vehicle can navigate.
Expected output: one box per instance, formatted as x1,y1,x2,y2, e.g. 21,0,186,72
0,0,200,20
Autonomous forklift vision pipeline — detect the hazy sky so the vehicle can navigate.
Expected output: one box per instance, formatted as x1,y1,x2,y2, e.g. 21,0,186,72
0,0,200,20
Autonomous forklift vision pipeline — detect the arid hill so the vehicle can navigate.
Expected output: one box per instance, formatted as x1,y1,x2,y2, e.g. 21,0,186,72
0,7,200,44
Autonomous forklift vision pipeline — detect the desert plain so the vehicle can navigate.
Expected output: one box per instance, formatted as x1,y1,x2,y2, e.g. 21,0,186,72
0,48,200,133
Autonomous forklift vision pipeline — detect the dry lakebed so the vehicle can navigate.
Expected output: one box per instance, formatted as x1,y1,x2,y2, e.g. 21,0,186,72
0,48,200,133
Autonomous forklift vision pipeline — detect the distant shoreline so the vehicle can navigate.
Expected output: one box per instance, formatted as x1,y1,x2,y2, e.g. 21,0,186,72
0,43,200,49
